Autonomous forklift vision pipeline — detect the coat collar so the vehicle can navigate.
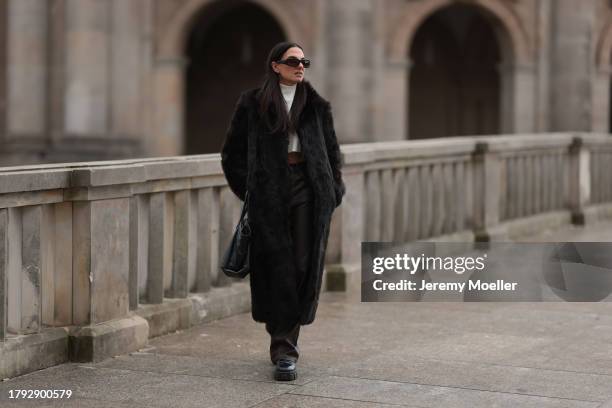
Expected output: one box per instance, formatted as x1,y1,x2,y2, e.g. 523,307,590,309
243,80,329,124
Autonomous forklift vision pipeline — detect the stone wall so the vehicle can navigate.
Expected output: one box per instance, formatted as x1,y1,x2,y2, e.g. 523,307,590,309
1,0,612,165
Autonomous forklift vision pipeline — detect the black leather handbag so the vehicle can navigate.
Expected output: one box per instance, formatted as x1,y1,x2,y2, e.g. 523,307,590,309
220,191,251,279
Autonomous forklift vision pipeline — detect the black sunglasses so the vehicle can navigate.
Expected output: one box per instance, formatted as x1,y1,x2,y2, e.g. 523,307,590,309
277,57,311,68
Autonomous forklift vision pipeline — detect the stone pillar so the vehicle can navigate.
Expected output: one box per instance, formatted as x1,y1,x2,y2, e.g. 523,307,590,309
6,206,51,335
7,0,48,136
0,209,7,341
472,142,506,242
72,199,130,325
513,64,536,133
129,195,149,310
330,161,366,299
147,192,173,303
535,0,552,132
48,202,72,326
549,0,597,131
171,190,196,297
499,63,515,134
387,59,409,140
64,0,109,136
48,0,66,145
324,0,373,143
6,208,20,334
309,0,328,95
20,206,43,333
110,0,143,140
341,166,365,265
568,137,590,225
217,187,240,286
196,188,220,292
499,63,536,134
0,1,7,143
592,68,610,133
370,0,389,142
151,59,185,156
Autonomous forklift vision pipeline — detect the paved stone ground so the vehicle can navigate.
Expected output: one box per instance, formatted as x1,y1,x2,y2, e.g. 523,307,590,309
2,222,612,407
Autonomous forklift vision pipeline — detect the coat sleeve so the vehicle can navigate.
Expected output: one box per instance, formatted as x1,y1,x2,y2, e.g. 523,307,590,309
221,93,249,201
321,102,346,208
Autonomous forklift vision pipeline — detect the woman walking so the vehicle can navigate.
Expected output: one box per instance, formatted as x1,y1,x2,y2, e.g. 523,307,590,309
221,41,345,381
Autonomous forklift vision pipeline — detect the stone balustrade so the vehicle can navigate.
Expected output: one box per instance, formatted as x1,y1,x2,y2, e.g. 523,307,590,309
329,133,612,294
1,133,612,379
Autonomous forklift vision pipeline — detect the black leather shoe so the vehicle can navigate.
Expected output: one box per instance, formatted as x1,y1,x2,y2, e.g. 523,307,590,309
274,358,297,381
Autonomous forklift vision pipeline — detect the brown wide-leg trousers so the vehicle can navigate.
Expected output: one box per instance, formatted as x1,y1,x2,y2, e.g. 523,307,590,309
266,161,313,364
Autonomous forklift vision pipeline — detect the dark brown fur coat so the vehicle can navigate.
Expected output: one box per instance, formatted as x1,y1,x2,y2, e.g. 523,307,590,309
221,81,345,330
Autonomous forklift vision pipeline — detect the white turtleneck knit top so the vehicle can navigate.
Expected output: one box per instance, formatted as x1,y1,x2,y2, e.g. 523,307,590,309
279,83,301,153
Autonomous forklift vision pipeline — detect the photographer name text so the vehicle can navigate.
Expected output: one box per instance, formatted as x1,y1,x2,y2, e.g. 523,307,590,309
372,279,518,292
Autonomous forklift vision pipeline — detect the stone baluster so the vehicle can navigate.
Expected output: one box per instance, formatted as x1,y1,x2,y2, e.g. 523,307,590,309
364,171,381,242
472,142,506,241
454,161,466,230
335,163,365,298
129,194,149,310
533,154,542,214
406,166,420,240
569,137,590,225
6,206,48,335
0,209,7,341
442,163,454,234
419,165,433,239
41,203,72,328
147,192,172,303
431,163,444,236
217,187,239,286
605,151,610,202
380,169,394,242
392,168,406,242
196,187,220,292
171,190,196,297
525,154,533,216
398,168,412,242
541,155,549,212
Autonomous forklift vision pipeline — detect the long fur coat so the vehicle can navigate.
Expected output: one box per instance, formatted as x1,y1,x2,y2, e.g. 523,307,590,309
221,81,345,330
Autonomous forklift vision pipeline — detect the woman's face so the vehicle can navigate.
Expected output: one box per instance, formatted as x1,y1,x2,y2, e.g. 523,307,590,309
271,47,306,86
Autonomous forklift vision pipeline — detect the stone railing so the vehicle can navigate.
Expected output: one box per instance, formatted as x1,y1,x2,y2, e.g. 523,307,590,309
329,133,612,294
0,155,250,378
1,132,611,379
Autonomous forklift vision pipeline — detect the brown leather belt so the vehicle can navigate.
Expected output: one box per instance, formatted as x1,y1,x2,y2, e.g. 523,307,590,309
287,152,305,164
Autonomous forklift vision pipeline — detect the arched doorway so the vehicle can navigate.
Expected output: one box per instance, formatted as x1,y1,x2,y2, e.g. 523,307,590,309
408,4,502,139
184,1,285,154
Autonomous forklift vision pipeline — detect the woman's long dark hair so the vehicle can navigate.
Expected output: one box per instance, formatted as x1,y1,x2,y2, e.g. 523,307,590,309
258,42,307,134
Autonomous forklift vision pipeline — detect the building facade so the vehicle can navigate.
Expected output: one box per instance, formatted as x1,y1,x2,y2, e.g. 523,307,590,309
0,0,611,165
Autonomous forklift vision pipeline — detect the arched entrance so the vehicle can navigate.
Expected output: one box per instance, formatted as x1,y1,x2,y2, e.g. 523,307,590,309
382,0,533,141
408,4,502,139
184,1,285,154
